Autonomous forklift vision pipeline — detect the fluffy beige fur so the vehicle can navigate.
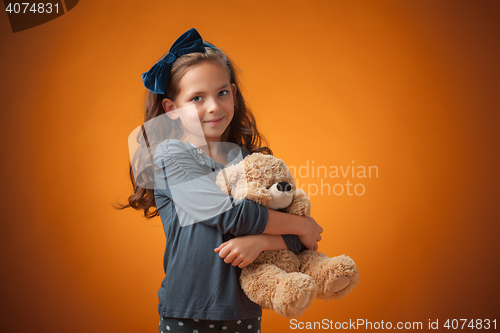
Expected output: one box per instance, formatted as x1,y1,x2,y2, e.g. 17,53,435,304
216,153,360,318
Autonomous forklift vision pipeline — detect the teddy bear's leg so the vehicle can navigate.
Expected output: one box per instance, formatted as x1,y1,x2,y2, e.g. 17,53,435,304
240,263,318,318
273,271,318,318
298,250,360,300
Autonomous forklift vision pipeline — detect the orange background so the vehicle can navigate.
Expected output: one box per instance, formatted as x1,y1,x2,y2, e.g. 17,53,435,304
1,0,499,332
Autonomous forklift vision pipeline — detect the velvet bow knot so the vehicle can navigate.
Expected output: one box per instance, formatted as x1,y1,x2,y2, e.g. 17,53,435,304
142,28,206,95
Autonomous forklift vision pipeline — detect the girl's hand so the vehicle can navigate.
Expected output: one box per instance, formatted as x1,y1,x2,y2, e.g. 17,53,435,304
298,216,323,251
215,235,266,268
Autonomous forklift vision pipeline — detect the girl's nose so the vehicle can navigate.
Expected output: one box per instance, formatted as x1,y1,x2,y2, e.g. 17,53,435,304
206,97,219,113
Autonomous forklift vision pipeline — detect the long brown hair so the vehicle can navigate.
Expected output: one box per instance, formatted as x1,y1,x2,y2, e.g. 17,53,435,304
115,43,272,218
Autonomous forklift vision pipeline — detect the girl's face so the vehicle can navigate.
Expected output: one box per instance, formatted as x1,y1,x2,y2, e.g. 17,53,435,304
163,61,236,143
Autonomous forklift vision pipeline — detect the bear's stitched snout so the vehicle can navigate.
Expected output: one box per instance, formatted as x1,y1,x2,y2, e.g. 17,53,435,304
268,182,294,210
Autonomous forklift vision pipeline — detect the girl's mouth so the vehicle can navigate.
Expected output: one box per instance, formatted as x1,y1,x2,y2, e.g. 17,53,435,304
204,116,225,125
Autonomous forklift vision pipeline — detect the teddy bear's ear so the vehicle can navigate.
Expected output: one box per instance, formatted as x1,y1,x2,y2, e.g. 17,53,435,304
215,163,245,196
243,181,272,207
283,188,311,216
221,169,273,206
215,158,274,206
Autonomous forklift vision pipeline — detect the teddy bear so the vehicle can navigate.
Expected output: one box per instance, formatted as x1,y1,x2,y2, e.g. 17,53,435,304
215,153,360,318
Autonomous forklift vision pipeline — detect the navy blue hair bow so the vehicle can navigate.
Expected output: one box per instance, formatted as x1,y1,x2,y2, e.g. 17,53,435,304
142,28,207,95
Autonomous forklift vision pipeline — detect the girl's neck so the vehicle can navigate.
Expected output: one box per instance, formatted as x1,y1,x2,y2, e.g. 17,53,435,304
207,144,229,166
206,142,221,158
179,134,228,164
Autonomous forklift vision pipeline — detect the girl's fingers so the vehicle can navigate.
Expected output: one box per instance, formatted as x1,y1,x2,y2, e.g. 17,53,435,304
238,260,249,269
232,257,244,267
214,241,229,253
217,244,232,259
224,251,238,264
215,240,252,267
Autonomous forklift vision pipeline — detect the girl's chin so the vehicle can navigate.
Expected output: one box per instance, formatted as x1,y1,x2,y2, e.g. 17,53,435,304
202,128,227,138
204,134,224,142
183,131,224,142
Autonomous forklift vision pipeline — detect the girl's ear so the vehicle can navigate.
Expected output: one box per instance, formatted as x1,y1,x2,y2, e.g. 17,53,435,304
231,83,237,97
162,98,179,120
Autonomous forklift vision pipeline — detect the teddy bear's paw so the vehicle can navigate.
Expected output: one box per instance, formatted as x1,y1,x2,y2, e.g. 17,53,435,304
272,273,318,318
330,275,351,293
295,291,311,309
315,255,360,300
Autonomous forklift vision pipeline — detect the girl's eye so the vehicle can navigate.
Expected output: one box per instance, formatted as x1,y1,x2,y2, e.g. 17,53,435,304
218,90,228,96
191,96,202,102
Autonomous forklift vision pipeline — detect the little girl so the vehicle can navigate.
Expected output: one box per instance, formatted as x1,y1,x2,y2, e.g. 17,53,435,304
121,28,322,333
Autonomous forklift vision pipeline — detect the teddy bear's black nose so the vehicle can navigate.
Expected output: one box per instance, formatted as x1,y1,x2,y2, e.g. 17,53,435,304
277,182,292,192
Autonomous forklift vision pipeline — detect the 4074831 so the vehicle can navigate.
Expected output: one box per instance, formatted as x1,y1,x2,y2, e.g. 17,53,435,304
5,3,60,14
438,319,497,330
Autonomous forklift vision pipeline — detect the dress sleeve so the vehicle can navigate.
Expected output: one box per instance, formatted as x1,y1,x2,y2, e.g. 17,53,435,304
153,140,268,236
281,235,307,254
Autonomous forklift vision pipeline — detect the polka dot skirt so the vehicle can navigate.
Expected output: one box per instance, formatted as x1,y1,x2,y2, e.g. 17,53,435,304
159,316,261,333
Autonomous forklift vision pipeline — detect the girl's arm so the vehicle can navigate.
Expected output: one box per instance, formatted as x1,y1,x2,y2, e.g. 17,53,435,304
214,234,288,268
263,209,323,251
156,141,322,245
215,211,323,268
